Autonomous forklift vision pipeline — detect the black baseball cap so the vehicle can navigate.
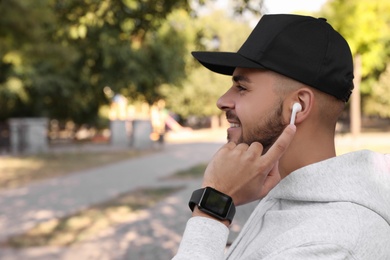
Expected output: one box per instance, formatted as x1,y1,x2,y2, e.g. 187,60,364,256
192,14,354,102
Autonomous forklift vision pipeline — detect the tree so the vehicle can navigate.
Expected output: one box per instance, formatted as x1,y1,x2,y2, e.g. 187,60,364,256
159,10,253,119
0,0,264,125
0,0,78,121
0,0,191,124
320,0,390,111
364,62,390,118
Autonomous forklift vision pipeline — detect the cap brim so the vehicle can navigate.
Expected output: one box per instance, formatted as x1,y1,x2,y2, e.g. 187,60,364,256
191,51,265,75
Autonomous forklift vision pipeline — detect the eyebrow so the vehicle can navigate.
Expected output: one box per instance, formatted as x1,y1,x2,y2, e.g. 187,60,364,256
232,75,251,83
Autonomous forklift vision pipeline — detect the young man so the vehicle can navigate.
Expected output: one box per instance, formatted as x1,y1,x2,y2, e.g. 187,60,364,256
173,14,390,259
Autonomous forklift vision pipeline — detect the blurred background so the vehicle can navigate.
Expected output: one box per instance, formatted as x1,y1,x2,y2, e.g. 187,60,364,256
0,0,389,259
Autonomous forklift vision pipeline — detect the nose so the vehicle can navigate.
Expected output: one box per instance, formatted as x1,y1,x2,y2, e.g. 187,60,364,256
216,88,234,111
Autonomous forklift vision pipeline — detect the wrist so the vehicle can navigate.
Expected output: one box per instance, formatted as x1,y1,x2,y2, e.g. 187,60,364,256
189,187,236,225
192,207,231,227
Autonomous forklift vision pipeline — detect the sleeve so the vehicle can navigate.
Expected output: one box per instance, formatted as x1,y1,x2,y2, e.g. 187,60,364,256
172,216,230,260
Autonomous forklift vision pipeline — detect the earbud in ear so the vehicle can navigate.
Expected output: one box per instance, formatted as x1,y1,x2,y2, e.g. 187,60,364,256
290,103,302,125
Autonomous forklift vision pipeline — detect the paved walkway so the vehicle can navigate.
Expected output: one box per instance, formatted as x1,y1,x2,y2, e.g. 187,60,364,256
0,129,249,259
0,129,389,259
0,177,258,260
0,142,224,240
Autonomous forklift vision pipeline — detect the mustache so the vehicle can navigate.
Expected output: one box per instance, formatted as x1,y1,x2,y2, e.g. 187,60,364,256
226,111,240,122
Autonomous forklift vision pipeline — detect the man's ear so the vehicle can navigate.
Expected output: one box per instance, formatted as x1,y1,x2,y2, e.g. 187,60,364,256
288,88,314,125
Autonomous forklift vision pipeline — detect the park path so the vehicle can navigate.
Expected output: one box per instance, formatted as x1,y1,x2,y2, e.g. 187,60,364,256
0,176,258,260
0,129,244,259
0,141,224,242
1,129,389,259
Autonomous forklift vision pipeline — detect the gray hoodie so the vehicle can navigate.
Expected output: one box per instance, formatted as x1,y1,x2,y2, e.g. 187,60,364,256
174,150,390,259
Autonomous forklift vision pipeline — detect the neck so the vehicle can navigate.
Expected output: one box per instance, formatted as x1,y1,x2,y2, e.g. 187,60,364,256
279,125,336,179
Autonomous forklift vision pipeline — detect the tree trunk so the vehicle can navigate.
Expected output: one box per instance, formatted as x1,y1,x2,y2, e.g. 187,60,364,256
350,54,362,137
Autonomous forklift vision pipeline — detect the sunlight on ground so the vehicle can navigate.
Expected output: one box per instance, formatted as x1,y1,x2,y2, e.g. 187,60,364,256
3,186,183,248
0,128,388,258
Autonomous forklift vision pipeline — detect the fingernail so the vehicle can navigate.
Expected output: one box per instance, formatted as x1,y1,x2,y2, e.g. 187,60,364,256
289,125,297,132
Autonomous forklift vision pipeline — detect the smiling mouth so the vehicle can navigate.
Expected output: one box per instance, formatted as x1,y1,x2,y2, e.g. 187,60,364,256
230,123,241,128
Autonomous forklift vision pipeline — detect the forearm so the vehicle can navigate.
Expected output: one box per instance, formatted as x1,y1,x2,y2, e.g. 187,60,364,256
173,216,229,260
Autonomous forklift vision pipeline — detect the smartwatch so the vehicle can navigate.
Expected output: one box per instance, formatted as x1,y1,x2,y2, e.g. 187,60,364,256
189,187,236,223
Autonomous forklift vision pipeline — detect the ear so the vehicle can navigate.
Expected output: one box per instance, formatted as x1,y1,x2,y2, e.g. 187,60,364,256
287,88,314,125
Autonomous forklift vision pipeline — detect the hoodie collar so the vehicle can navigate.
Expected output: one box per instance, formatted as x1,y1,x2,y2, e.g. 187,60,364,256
269,150,390,224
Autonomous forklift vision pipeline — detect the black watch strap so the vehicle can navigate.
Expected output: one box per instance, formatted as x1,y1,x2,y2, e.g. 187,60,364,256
189,187,235,223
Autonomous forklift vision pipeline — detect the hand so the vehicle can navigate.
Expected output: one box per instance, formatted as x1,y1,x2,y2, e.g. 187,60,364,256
201,125,296,206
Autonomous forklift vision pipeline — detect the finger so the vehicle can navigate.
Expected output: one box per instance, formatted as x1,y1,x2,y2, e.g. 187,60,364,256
263,124,296,163
220,141,236,151
212,142,236,159
261,162,282,195
235,143,250,151
247,141,264,154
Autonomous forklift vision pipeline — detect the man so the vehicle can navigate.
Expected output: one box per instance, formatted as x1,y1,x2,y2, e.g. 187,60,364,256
173,14,390,259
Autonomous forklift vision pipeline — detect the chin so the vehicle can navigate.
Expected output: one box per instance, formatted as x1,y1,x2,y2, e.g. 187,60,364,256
227,135,244,145
227,134,239,144
227,137,236,144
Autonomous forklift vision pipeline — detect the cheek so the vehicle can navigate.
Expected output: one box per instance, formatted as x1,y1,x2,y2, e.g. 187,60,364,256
236,104,264,130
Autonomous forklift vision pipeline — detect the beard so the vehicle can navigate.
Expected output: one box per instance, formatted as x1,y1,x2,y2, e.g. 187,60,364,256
227,101,286,153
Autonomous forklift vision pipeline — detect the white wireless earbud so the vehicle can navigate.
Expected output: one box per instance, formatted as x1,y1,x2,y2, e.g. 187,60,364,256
290,102,302,125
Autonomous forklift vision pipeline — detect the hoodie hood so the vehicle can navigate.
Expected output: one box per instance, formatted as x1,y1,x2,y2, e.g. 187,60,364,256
269,150,390,225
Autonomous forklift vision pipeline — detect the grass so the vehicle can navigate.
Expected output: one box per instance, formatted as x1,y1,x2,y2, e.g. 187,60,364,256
166,163,207,179
1,131,388,191
0,150,151,190
3,186,183,248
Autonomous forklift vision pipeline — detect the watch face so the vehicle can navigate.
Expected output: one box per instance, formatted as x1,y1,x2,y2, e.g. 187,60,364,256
200,187,232,218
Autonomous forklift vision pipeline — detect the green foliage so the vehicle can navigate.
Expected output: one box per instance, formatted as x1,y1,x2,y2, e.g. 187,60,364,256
0,0,71,120
364,63,390,118
319,0,390,118
160,69,229,117
0,0,266,124
127,17,188,104
161,11,252,118
0,0,190,124
321,0,390,94
170,163,207,179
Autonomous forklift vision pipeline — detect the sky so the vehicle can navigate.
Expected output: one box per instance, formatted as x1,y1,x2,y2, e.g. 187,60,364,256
262,0,328,14
199,0,329,27
210,0,329,21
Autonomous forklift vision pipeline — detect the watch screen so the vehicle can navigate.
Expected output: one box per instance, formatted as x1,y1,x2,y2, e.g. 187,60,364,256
200,188,232,217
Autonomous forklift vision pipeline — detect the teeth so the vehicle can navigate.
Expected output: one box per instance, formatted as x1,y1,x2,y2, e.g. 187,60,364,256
230,123,240,128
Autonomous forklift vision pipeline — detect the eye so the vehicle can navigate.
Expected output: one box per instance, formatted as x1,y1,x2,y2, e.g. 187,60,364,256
236,85,247,92
236,85,246,91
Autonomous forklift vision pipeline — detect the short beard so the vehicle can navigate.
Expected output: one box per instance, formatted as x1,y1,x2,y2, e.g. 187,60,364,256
237,101,286,154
